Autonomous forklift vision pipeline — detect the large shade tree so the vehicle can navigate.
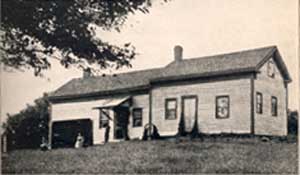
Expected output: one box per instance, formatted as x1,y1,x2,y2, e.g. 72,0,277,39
1,0,168,76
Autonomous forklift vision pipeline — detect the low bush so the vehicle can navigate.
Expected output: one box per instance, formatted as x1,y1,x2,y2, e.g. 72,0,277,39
288,110,298,135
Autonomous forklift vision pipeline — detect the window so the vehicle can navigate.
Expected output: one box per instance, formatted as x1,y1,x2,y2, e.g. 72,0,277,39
132,108,143,127
256,92,263,114
99,109,110,128
216,96,230,119
267,60,275,78
165,98,177,120
271,96,278,116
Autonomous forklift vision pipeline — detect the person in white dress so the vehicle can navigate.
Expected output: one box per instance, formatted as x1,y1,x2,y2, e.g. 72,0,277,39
75,133,84,148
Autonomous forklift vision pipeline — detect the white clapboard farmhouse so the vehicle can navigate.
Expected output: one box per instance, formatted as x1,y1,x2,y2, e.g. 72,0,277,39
48,45,291,147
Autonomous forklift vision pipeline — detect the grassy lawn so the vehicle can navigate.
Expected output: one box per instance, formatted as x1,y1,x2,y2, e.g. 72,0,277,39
2,139,298,174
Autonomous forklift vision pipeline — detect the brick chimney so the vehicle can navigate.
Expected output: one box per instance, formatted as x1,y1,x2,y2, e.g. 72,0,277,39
174,45,183,62
83,68,92,78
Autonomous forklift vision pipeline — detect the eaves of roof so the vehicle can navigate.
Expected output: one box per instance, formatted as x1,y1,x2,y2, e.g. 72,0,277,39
48,85,150,103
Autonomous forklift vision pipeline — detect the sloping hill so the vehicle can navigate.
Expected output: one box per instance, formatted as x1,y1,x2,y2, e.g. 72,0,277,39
2,139,298,174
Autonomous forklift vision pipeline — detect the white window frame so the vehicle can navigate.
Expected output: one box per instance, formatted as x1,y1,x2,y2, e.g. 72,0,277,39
216,96,230,119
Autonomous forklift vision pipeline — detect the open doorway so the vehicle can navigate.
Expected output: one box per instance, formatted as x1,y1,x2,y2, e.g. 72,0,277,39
52,119,93,148
113,106,130,140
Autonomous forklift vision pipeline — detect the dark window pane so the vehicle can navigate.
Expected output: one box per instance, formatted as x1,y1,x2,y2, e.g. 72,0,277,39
100,109,110,128
167,109,176,120
133,119,142,127
165,99,177,120
271,97,278,116
133,108,142,127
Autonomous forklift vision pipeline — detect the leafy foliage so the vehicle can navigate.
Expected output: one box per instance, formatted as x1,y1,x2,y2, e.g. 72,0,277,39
142,123,160,140
1,0,168,76
3,95,49,150
190,118,199,139
288,110,298,135
177,112,186,137
177,112,199,139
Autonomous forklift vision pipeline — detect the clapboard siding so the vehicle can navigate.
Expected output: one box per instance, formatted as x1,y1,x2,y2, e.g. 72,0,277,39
128,94,149,139
151,78,252,136
51,99,115,144
254,57,287,136
51,94,149,144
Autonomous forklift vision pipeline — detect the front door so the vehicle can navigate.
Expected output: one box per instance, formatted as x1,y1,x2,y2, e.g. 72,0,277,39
113,107,130,139
182,96,198,132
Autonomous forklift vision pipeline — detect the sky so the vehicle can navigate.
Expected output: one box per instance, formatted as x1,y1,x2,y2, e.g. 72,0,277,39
1,0,299,121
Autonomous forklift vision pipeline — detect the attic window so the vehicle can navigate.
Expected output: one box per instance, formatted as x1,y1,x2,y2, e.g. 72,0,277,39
267,60,275,78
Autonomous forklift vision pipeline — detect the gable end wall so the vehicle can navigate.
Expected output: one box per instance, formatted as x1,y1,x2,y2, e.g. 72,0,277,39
254,57,288,136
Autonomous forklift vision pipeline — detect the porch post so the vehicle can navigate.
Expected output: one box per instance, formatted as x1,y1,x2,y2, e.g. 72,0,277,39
109,109,114,142
148,89,153,140
48,104,52,149
250,74,255,135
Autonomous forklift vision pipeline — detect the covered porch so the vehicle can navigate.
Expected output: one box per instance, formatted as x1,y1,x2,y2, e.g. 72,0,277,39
92,96,132,142
49,96,134,148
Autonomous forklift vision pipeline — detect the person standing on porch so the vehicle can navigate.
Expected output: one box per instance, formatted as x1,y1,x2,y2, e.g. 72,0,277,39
105,123,110,143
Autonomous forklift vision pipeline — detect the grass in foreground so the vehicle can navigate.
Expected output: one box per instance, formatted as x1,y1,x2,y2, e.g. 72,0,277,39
2,139,298,174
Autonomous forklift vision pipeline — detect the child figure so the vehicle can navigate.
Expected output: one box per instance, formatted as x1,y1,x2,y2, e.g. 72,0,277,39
75,132,84,148
40,136,48,151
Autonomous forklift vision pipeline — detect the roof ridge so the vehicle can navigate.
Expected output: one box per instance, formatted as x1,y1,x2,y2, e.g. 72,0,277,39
182,45,277,62
77,45,277,80
80,67,163,80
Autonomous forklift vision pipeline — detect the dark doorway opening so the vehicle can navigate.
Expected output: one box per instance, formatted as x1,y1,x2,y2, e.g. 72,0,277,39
113,106,130,140
52,119,93,148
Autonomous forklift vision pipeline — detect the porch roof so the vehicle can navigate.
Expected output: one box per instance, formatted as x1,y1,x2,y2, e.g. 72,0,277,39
92,96,131,109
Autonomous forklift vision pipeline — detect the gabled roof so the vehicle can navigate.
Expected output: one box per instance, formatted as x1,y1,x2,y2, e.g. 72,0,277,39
49,46,291,100
50,68,163,98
